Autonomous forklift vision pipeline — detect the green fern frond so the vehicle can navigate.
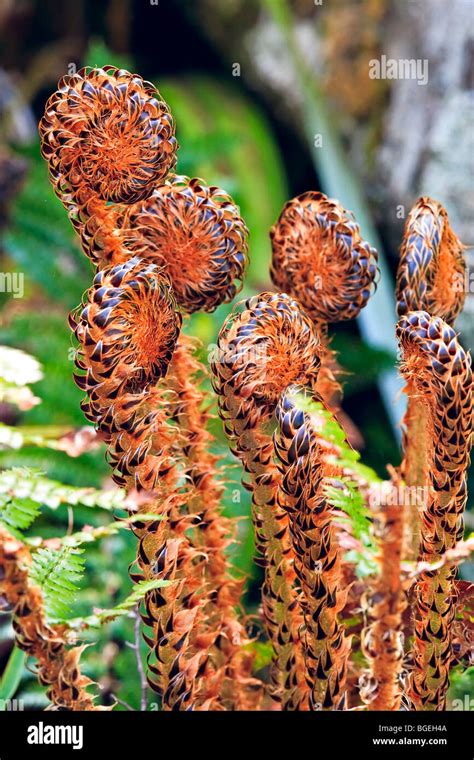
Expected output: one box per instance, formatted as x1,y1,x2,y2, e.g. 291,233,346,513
67,579,170,630
291,391,379,576
295,395,382,483
26,513,163,550
324,479,371,544
0,496,40,533
29,546,85,622
0,468,125,512
324,479,378,577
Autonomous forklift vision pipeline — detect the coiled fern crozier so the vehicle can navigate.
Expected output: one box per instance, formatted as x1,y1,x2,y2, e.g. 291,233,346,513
211,292,321,709
16,64,471,711
396,199,466,559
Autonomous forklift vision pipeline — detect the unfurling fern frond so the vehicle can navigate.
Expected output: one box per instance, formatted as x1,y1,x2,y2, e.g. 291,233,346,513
29,546,85,622
324,481,378,577
26,513,163,550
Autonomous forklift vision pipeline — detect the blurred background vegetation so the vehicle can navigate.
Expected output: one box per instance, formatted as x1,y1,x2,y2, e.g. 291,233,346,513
0,0,472,709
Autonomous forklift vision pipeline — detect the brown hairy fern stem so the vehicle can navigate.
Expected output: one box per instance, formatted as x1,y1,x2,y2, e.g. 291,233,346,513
0,526,103,711
396,199,466,559
273,387,351,710
397,311,473,710
70,260,221,710
211,292,321,709
166,332,262,709
360,480,406,711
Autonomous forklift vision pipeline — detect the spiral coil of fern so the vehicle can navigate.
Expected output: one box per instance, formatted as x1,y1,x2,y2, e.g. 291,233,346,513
396,199,465,325
123,175,248,313
396,198,466,559
270,191,378,412
120,172,252,707
273,386,351,710
211,292,321,709
397,311,473,710
39,66,177,269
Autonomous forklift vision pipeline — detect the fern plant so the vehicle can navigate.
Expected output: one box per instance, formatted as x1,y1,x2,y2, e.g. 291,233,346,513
0,61,472,714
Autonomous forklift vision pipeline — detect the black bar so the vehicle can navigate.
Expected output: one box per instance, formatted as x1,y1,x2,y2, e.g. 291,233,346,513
0,710,470,758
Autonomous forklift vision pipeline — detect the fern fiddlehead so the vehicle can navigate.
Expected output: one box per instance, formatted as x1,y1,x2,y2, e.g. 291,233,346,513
39,66,177,266
397,311,473,710
396,198,466,559
270,191,378,410
69,257,214,709
121,175,253,705
211,292,321,709
123,175,248,313
396,198,465,325
122,172,252,706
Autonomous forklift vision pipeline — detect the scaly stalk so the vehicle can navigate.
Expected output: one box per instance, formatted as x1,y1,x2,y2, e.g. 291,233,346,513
397,311,473,710
166,332,262,709
396,198,465,558
39,66,256,709
270,191,378,440
211,292,321,709
360,477,406,711
274,386,351,710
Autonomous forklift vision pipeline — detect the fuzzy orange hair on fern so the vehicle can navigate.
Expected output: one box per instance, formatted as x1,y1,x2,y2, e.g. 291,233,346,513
360,476,406,711
274,386,351,710
270,192,378,325
39,66,177,205
124,175,249,313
